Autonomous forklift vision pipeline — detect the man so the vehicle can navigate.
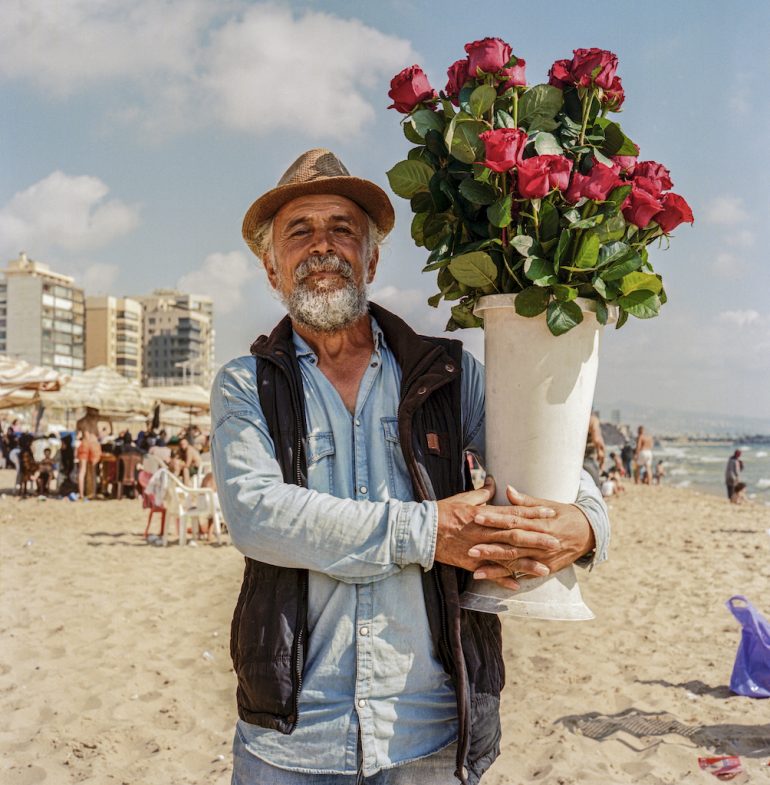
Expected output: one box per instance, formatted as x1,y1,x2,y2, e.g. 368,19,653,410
178,436,202,485
210,149,609,784
634,425,654,485
586,410,606,471
725,449,743,500
76,406,102,499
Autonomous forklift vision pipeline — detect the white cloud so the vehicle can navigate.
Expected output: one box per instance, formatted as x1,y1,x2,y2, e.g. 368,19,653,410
718,309,761,328
0,1,415,138
0,171,140,257
177,251,259,314
710,251,747,278
80,263,120,294
702,196,746,226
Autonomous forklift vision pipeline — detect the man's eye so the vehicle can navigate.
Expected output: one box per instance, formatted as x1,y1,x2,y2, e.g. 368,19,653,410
334,227,353,234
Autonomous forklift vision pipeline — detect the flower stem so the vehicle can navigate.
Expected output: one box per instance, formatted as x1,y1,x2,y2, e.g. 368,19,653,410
578,90,594,148
513,91,519,128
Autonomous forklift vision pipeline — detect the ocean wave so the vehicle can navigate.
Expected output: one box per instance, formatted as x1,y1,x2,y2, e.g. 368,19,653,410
755,451,768,458
674,480,691,488
756,478,770,490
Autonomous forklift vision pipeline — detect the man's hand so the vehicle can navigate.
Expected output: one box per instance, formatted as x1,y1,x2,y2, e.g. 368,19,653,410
435,477,562,591
468,485,595,585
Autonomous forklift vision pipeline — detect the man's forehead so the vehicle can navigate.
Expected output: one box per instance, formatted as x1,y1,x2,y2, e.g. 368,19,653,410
274,194,368,225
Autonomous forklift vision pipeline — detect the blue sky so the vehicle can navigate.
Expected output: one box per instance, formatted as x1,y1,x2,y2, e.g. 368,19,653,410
2,0,769,418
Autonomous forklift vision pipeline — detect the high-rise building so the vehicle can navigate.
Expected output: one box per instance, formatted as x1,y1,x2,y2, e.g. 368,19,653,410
131,289,215,387
85,296,143,383
0,252,85,374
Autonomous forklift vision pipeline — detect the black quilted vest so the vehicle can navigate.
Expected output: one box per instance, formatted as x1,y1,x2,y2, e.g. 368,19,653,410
230,303,504,784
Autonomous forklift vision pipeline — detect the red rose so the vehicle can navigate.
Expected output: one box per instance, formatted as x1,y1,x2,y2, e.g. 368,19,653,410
654,193,694,233
445,58,470,105
479,128,528,172
388,65,438,113
632,161,673,195
612,143,640,175
565,161,621,203
602,75,625,110
570,48,619,89
465,37,512,75
517,155,573,199
500,58,527,90
622,183,663,228
548,58,572,89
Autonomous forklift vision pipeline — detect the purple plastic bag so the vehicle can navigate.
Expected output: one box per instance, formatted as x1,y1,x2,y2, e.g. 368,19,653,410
726,595,770,698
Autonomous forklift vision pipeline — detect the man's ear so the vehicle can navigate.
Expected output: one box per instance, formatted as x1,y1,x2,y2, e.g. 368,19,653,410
263,255,279,290
366,246,380,284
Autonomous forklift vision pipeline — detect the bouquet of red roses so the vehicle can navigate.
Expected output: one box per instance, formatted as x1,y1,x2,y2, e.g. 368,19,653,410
387,39,694,334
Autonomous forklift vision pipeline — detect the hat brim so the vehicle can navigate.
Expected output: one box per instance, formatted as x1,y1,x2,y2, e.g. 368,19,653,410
242,177,395,257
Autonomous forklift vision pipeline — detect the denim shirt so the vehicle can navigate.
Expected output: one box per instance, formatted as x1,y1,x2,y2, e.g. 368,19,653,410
210,317,610,777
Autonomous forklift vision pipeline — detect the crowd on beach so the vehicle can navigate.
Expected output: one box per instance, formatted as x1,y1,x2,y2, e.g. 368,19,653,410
0,414,214,503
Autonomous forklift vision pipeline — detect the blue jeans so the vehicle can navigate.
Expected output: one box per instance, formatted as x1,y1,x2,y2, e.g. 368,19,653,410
232,730,457,784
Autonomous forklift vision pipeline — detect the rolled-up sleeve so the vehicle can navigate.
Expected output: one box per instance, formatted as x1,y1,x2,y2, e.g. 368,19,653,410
210,357,437,582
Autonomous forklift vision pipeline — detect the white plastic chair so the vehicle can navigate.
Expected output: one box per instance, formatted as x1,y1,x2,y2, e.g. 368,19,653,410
161,470,223,546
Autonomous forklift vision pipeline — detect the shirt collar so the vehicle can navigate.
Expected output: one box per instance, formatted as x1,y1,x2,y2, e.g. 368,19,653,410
292,315,386,361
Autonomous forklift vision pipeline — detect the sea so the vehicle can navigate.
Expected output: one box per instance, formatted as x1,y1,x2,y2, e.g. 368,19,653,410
651,441,770,504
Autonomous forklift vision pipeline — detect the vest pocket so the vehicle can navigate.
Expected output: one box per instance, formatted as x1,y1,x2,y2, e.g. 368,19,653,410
306,431,335,494
381,416,413,501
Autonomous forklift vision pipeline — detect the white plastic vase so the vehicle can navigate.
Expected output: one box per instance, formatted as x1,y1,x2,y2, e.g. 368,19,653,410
459,294,612,620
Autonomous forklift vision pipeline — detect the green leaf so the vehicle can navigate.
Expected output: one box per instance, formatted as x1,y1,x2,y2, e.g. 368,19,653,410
592,276,608,298
514,286,550,317
518,84,564,131
450,120,486,164
595,118,637,157
619,271,663,296
411,212,427,246
569,213,605,230
450,302,483,329
615,308,629,329
552,283,578,302
510,234,535,257
606,185,631,206
592,148,615,168
524,256,555,285
458,178,498,205
592,213,626,242
469,84,497,117
574,233,600,268
487,194,513,227
602,250,643,280
458,85,475,114
598,241,630,265
424,129,448,157
554,230,572,266
595,300,609,325
448,251,499,289
539,201,560,240
410,192,434,213
494,109,516,128
618,290,661,318
427,292,443,307
546,300,584,335
411,108,445,138
533,132,563,156
403,121,424,145
387,160,434,199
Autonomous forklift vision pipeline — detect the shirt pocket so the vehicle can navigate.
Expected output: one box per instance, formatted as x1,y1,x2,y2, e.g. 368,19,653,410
306,431,335,494
381,417,414,501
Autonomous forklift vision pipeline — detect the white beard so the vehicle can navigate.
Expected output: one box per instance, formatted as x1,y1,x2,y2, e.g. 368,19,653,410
279,254,369,333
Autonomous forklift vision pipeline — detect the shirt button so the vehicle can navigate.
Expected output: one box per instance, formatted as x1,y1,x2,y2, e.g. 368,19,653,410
359,626,369,636
355,418,361,426
359,485,367,494
370,361,378,368
358,699,366,708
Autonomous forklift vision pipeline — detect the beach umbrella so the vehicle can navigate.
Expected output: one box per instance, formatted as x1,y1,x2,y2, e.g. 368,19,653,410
0,354,63,408
142,384,211,411
41,365,154,417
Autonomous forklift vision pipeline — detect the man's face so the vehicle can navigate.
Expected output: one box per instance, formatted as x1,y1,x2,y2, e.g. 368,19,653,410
265,195,378,332
180,438,189,449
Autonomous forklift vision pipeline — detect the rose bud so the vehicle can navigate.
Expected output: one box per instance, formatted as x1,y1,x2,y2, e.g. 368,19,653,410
479,128,528,172
465,37,513,75
445,58,470,105
565,161,621,203
633,161,673,194
612,143,640,176
602,75,625,111
500,58,527,91
654,193,694,233
548,58,572,89
570,48,619,89
388,65,438,113
517,155,573,199
622,183,664,228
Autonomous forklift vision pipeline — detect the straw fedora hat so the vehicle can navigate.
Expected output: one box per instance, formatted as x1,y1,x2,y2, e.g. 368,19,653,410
242,148,395,257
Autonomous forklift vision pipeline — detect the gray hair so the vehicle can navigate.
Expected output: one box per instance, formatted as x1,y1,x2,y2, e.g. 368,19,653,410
251,215,384,266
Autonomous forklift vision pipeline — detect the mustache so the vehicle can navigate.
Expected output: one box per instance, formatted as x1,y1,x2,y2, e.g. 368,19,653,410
294,254,353,283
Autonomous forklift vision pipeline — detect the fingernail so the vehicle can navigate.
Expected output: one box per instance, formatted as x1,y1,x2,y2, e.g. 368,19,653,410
473,570,487,579
473,515,485,524
547,538,560,549
541,508,555,517
468,548,481,557
535,565,550,576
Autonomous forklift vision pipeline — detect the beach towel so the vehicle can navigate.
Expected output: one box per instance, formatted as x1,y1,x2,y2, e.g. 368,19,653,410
726,595,770,698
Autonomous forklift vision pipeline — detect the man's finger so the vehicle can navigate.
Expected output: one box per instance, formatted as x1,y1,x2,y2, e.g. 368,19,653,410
505,484,544,507
473,506,555,527
456,475,496,507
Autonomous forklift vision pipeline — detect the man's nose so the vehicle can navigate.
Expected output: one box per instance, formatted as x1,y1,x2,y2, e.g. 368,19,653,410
307,227,337,255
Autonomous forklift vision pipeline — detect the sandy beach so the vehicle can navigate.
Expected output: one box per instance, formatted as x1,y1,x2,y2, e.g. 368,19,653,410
1,475,768,785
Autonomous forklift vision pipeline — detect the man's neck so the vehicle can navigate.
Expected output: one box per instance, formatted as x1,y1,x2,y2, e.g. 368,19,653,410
291,314,374,366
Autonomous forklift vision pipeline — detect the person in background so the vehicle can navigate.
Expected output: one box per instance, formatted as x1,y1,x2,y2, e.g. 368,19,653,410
587,410,606,471
653,460,665,485
620,440,634,479
609,451,625,477
634,425,654,485
725,449,743,500
36,448,55,495
178,437,202,484
730,481,748,505
76,407,103,499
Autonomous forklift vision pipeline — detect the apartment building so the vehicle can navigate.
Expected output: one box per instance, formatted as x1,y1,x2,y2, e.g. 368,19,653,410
0,252,85,374
85,296,143,383
131,289,215,387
